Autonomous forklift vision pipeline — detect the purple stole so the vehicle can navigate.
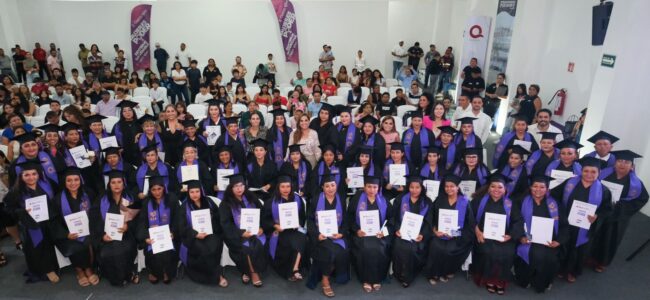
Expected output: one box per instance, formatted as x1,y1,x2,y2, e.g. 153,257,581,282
23,181,54,247
16,152,59,184
403,127,430,162
176,160,199,183
294,161,308,192
453,132,476,148
337,123,357,154
136,162,169,191
180,198,214,265
516,196,559,264
318,161,341,187
475,195,512,232
87,131,108,156
231,196,266,247
354,162,375,178
363,132,376,147
225,131,246,149
100,193,134,221
525,149,559,175
60,190,91,242
216,162,240,199
138,133,163,152
183,135,208,157
545,160,582,178
453,164,488,186
585,151,616,168
435,140,456,170
103,160,124,174
147,198,171,252
201,117,226,131
383,159,409,183
420,163,440,180
316,193,345,249
399,193,429,241
114,122,124,144
269,194,303,259
440,196,469,241
272,127,291,169
355,193,387,230
493,132,533,167
501,164,523,196
599,168,643,201
563,177,603,246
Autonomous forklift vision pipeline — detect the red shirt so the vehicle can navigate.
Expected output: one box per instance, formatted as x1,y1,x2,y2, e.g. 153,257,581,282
272,96,288,106
33,48,47,61
322,84,337,97
31,83,49,95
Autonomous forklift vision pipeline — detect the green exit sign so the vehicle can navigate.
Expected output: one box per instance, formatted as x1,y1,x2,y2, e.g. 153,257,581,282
601,54,616,68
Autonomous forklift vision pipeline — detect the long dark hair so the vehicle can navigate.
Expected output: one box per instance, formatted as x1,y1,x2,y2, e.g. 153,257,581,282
223,181,258,206
272,180,295,202
516,83,527,98
269,114,289,142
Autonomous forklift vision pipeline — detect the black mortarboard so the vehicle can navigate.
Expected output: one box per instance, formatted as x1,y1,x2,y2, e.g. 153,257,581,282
530,175,553,186
216,144,233,154
116,100,139,109
140,143,160,153
104,169,125,180
61,122,81,133
463,147,483,156
224,173,246,185
579,156,603,168
539,132,560,141
611,150,642,162
277,174,293,184
587,130,619,144
335,105,351,115
288,144,303,153
183,180,203,190
62,167,83,178
456,117,477,125
409,110,424,119
359,115,379,126
148,175,167,188
269,108,288,116
426,145,442,154
508,145,530,156
37,124,60,133
85,114,107,124
15,160,42,171
359,145,374,155
388,142,405,152
181,119,198,128
363,175,381,185
138,114,157,124
249,138,270,149
509,112,528,122
319,144,336,154
438,125,457,135
181,140,198,150
555,139,583,150
487,173,512,184
319,102,335,113
405,174,426,184
320,174,337,185
225,116,240,126
205,99,222,107
12,132,39,144
444,174,462,185
49,99,60,105
102,146,121,156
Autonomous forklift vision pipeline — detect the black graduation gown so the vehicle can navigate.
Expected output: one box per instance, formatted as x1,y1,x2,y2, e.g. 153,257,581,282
560,182,612,276
499,165,530,202
362,133,387,169
160,121,184,167
176,161,214,197
246,159,278,201
69,141,104,193
529,151,555,178
103,161,139,196
5,187,58,276
177,196,224,284
591,173,649,265
402,128,435,170
50,189,96,269
494,135,539,170
262,196,308,279
391,194,433,285
309,161,347,204
139,162,179,196
269,126,291,170
382,160,415,200
135,195,180,280
279,160,313,198
454,134,483,162
514,197,569,293
424,195,476,278
215,133,247,170
336,124,361,167
309,118,339,150
346,192,394,284
185,136,211,166
219,194,268,275
548,162,580,201
113,120,142,166
471,196,524,283
43,147,68,184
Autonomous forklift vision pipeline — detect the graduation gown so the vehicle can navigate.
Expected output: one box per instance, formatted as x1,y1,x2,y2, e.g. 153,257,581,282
219,194,268,275
424,195,475,278
160,121,185,167
177,196,224,284
184,135,211,166
279,160,313,198
361,133,386,169
246,159,278,201
269,126,292,169
591,169,649,265
391,193,433,285
492,132,539,170
9,152,64,189
525,149,558,178
176,160,214,196
63,142,103,193
546,161,581,203
102,160,139,196
135,195,180,280
346,192,394,284
50,188,96,269
210,161,242,199
402,127,435,170
309,118,339,151
113,120,142,166
499,164,529,202
336,123,361,167
215,132,247,170
382,159,414,200
453,133,483,162
43,147,68,184
452,163,490,197
435,141,457,171
136,161,178,196
262,194,308,279
309,161,347,204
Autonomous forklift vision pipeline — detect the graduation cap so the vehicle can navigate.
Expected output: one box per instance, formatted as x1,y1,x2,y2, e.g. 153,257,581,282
181,119,198,128
456,117,477,125
15,160,42,172
508,145,530,157
288,144,303,153
388,142,405,152
438,125,457,135
225,116,240,126
363,175,382,185
587,130,619,144
319,102,335,114
104,169,126,180
409,110,424,119
319,174,337,185
359,145,374,156
509,112,528,122
37,124,61,133
405,174,426,184
463,147,483,156
443,174,462,185
426,145,442,154
610,150,642,162
319,144,336,154
181,140,198,150
269,108,288,117
359,115,379,126
138,114,157,124
61,122,81,133
183,180,203,190
487,173,512,184
116,100,139,109
530,175,553,186
12,132,39,144
61,167,83,178
216,144,233,154
85,114,107,124
539,132,560,141
335,105,351,115
277,174,294,184
579,156,603,168
224,173,246,185
205,99,223,107
249,138,270,149
555,139,583,150
140,143,160,153
148,175,167,188
102,146,121,157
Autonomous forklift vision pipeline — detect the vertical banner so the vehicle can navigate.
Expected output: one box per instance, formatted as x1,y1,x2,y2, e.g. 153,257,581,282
456,16,492,99
271,0,300,64
487,0,518,84
130,4,152,71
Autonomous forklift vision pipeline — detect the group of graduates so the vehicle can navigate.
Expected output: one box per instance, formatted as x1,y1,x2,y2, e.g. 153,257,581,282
0,97,647,297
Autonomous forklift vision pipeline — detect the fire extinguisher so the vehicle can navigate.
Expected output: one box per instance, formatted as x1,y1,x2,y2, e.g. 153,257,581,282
548,89,567,116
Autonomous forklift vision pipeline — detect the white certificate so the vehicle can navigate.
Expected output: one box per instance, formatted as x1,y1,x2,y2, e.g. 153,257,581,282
206,126,221,146
104,213,125,241
513,139,532,152
70,145,91,168
142,176,150,196
190,209,213,235
99,136,119,150
279,202,299,229
389,164,407,186
240,208,260,234
568,200,597,230
400,211,424,241
483,212,507,242
459,180,477,196
601,180,624,204
359,210,380,236
423,180,440,201
158,151,166,162
216,169,235,191
531,216,554,245
25,195,49,222
317,209,339,236
149,225,174,254
64,211,90,237
549,169,576,189
438,209,458,236
181,165,199,182
346,167,364,188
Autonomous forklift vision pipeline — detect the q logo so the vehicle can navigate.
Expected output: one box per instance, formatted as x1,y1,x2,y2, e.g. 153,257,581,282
469,25,483,38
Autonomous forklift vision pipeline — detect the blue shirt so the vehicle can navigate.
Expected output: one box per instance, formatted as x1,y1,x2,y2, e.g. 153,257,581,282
2,124,35,140
398,71,418,89
307,101,323,117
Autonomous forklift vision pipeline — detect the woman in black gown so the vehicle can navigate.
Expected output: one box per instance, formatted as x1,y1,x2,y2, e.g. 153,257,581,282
245,139,278,201
382,142,414,200
310,144,347,202
113,100,142,166
268,108,292,169
498,145,530,201
136,144,177,199
279,144,312,198
159,104,185,167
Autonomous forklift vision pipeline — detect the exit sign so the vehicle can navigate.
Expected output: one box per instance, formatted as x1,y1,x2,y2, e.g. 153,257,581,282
601,54,616,68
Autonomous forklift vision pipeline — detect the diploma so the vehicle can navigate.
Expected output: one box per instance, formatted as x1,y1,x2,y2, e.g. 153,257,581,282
158,151,166,162
278,202,299,229
181,165,199,182
216,169,234,191
531,216,554,244
601,180,624,204
359,210,380,236
459,180,477,196
346,167,364,188
69,145,92,168
64,211,90,237
142,176,150,196
549,169,576,189
317,209,339,236
240,208,260,234
190,209,213,235
568,200,597,230
438,209,459,236
483,212,507,242
99,136,119,150
513,139,532,152
389,164,407,186
104,213,125,241
400,211,424,241
149,225,174,254
206,125,221,146
423,180,440,201
25,195,49,222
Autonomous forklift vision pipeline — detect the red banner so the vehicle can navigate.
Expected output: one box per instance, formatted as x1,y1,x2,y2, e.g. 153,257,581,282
130,4,152,70
271,0,299,64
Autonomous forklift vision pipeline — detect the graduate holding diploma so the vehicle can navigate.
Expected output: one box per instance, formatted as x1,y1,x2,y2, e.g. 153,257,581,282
211,144,241,200
279,144,312,198
176,141,214,195
245,139,278,201
136,144,176,199
382,142,413,200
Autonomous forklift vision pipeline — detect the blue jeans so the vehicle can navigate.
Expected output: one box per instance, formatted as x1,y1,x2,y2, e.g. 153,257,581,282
440,71,452,93
171,83,190,105
393,61,403,79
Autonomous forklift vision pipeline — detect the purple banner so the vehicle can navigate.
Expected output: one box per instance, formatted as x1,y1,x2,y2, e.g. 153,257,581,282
130,4,152,71
271,0,299,64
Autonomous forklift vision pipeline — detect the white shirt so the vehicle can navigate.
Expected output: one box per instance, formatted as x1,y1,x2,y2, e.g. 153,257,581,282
150,87,166,103
171,69,187,85
469,110,493,143
392,45,407,62
452,104,472,128
67,76,85,87
597,153,611,162
354,55,366,70
175,49,192,66
194,92,213,105
527,123,564,145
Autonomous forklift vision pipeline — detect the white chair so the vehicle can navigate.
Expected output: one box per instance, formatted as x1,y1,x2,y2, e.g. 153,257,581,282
36,104,51,116
337,87,351,100
339,83,352,88
133,87,149,97
257,104,268,115
360,87,370,101
233,103,247,115
246,86,260,97
29,117,45,128
0,145,8,156
90,104,97,113
380,87,388,94
397,105,416,120
404,117,412,128
326,96,346,106
102,116,119,132
385,78,399,87
264,113,273,129
60,104,70,111
157,87,169,107
389,86,402,99
48,86,56,95
221,244,236,267
108,90,115,99
282,86,294,97
132,96,154,116
187,104,207,119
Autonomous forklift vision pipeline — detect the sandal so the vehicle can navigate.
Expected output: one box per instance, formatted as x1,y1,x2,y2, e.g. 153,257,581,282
15,242,23,251
251,273,262,287
486,284,496,293
322,285,335,298
77,274,90,287
163,273,171,285
372,284,381,291
428,278,437,286
241,274,250,285
219,276,229,288
87,274,100,286
363,283,372,293
0,252,7,267
46,272,60,284
594,266,605,273
439,276,448,283
148,274,159,284
567,273,576,283
496,286,505,295
446,273,455,279
289,270,303,282
131,272,140,284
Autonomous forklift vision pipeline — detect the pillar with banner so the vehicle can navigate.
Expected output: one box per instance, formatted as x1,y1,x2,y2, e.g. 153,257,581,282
455,16,492,103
